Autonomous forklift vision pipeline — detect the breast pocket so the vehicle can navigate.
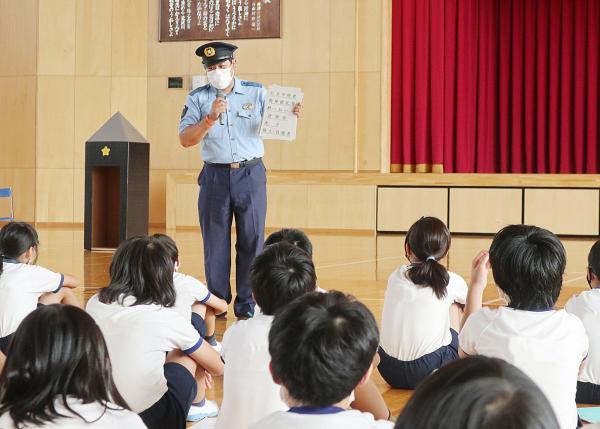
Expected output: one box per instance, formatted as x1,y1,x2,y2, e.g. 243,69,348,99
237,110,261,134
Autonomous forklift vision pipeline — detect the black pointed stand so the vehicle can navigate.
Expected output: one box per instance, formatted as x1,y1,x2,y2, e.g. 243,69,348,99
84,112,149,251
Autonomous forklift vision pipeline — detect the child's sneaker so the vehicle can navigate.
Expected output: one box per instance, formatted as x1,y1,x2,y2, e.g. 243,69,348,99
187,399,219,422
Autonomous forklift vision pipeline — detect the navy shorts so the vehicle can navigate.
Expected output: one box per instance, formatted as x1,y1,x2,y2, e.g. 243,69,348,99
0,332,14,355
577,381,600,404
191,312,207,338
139,363,197,429
378,329,459,389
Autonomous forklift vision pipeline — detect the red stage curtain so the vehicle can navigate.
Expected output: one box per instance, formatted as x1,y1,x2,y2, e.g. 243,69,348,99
390,0,599,173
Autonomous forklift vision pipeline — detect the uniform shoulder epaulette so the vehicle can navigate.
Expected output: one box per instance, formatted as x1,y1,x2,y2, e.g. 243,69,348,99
190,84,210,96
241,80,263,88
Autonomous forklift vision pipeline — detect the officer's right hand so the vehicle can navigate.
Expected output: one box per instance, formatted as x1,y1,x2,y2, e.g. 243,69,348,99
208,98,228,121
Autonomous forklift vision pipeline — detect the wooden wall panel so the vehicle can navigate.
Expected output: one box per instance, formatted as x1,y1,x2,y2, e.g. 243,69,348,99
378,187,448,232
36,169,74,222
231,39,283,75
110,77,148,135
0,0,38,76
74,77,111,169
73,168,84,222
281,0,331,73
149,169,168,225
0,168,36,222
37,0,76,75
358,71,381,170
450,188,522,233
75,0,112,76
0,77,37,168
148,38,191,78
280,74,330,170
307,185,376,230
266,184,309,229
330,0,356,72
358,0,382,73
36,76,75,169
175,184,201,227
524,189,600,235
111,0,147,76
147,77,189,170
329,73,356,170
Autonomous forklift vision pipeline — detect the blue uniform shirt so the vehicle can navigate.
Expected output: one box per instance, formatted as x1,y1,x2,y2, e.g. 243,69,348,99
179,77,266,163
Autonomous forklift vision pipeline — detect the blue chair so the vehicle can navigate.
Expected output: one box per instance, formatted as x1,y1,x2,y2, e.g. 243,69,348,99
0,187,14,221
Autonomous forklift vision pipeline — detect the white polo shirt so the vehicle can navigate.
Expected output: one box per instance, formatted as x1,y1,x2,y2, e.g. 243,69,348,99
215,312,287,429
249,408,394,429
565,289,600,385
0,396,146,428
173,272,211,321
380,265,467,360
86,294,202,413
459,306,588,429
0,259,64,337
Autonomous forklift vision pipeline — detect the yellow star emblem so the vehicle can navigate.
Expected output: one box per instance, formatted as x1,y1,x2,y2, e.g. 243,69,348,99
101,146,110,157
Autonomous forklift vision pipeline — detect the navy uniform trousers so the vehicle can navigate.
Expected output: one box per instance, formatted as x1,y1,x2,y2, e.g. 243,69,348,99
198,160,266,317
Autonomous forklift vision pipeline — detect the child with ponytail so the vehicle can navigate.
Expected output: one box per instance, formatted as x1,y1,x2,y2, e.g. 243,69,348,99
378,216,467,389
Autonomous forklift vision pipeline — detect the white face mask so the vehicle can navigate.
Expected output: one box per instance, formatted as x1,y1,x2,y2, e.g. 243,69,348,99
207,67,233,89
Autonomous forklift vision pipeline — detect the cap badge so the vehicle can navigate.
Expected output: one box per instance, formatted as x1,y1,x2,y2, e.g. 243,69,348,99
204,47,216,57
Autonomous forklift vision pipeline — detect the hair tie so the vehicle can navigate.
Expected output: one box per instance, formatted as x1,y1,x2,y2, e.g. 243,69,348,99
426,256,436,262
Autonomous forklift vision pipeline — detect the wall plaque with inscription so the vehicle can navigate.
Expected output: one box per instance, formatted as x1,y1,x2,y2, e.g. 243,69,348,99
159,0,280,42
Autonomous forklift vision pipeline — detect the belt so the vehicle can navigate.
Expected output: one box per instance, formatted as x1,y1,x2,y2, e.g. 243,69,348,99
206,158,261,169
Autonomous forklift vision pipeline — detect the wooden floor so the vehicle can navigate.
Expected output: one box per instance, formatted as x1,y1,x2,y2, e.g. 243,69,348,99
35,226,597,420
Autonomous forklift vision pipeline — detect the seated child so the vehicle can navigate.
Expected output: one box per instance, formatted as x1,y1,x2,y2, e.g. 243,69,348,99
153,233,228,351
263,229,390,420
250,291,393,429
565,239,600,404
0,221,81,355
460,224,588,429
263,228,326,293
264,228,313,257
0,304,145,428
86,236,224,429
212,242,317,429
378,217,467,388
394,356,560,429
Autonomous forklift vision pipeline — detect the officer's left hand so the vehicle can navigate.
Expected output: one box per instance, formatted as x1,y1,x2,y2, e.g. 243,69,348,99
292,102,303,118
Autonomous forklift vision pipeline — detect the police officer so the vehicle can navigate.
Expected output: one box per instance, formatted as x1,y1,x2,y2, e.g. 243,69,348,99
179,42,301,318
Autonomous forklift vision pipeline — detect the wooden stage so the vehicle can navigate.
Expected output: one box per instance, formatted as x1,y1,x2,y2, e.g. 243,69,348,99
32,225,597,422
166,172,600,237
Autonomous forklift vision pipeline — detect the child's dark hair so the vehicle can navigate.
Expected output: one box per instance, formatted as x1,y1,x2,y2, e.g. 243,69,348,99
0,221,39,260
152,233,179,264
269,291,379,407
588,239,600,279
250,242,317,315
98,236,176,307
405,217,451,299
264,228,313,258
489,224,565,310
394,356,559,429
0,305,130,426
